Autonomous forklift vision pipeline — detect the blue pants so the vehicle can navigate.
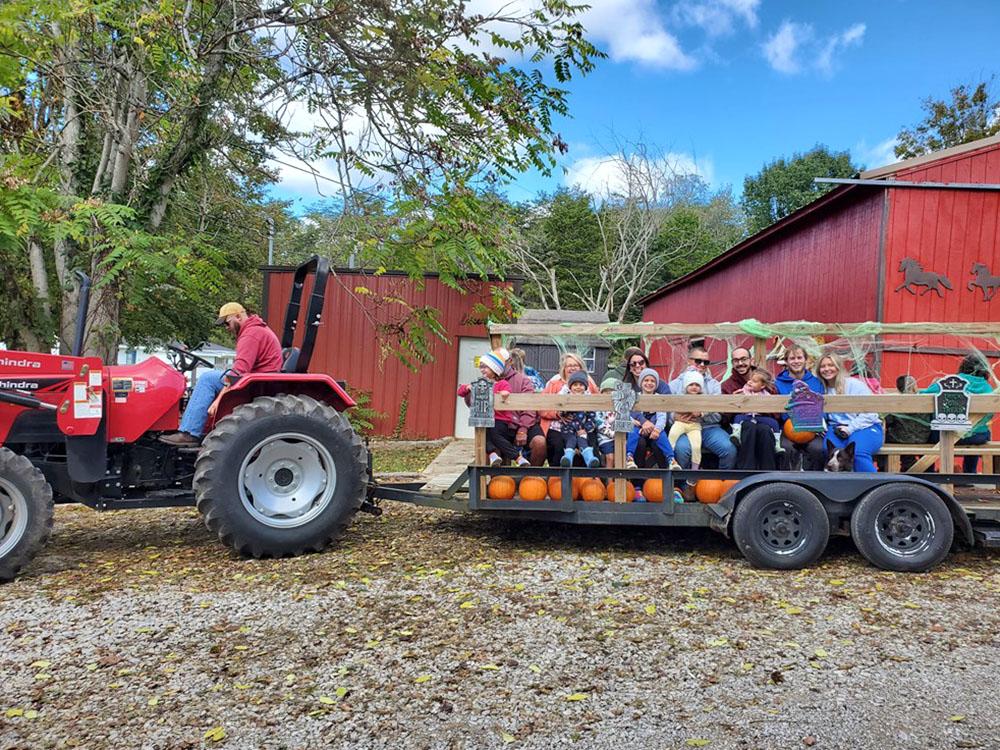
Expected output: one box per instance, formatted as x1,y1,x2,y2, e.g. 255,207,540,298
957,431,990,473
674,424,736,469
626,427,674,460
179,370,225,437
825,423,884,472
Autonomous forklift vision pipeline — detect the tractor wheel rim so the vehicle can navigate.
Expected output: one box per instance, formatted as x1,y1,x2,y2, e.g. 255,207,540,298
872,499,935,557
239,432,336,529
0,477,29,561
756,500,808,556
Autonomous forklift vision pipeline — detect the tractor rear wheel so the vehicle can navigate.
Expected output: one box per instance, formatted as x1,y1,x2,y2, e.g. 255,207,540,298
0,448,54,582
193,395,368,558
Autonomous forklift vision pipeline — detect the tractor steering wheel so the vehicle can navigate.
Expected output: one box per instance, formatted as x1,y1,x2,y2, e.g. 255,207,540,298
166,343,215,373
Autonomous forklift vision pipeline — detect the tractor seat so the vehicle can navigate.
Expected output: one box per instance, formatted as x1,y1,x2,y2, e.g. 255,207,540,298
281,347,301,373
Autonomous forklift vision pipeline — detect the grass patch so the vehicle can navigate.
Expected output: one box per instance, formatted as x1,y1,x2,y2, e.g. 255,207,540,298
371,443,443,474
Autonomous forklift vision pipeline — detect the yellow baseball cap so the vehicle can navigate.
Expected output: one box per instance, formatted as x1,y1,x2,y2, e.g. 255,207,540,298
216,302,246,325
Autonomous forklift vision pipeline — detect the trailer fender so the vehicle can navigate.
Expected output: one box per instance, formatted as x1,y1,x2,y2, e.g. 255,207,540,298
211,373,356,425
707,472,973,546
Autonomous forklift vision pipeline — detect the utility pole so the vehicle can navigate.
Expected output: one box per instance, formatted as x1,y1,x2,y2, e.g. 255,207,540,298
265,216,275,265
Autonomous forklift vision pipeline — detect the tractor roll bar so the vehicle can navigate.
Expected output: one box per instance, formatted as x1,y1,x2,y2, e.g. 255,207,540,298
72,270,91,358
279,255,330,374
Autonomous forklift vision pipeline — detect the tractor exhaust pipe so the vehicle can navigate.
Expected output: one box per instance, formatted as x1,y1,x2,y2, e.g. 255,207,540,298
72,270,91,357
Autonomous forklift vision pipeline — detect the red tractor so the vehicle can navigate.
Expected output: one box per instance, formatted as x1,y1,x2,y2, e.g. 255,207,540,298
0,256,370,581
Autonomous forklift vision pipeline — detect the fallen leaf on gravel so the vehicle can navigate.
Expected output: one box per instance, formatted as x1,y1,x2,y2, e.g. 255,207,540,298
147,697,159,707
459,600,476,609
234,683,251,690
529,664,542,674
334,687,349,699
481,664,501,671
565,693,588,701
686,740,711,747
708,638,728,647
29,660,51,668
902,602,921,609
318,696,336,705
24,710,38,720
814,648,829,659
501,732,516,744
414,675,432,683
204,726,227,742
644,604,656,615
784,606,803,615
5,709,24,718
828,579,846,586
949,715,966,722
741,662,754,672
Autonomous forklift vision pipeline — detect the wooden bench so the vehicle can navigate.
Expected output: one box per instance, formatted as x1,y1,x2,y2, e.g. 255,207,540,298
879,442,1000,474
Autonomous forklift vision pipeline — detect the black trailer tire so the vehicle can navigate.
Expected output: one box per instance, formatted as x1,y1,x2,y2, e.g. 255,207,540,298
732,483,830,570
0,447,54,582
850,483,953,572
193,395,368,558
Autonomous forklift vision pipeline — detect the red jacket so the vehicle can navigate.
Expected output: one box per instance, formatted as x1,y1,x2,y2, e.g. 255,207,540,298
232,315,283,375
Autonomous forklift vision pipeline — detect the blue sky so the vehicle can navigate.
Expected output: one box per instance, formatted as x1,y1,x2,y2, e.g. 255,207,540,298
269,0,1000,207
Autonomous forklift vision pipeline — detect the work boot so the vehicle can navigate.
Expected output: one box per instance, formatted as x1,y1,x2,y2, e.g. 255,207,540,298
581,446,600,468
560,448,575,467
159,432,200,447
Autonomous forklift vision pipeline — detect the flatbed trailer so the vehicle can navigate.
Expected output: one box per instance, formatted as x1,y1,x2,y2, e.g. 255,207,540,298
372,319,1000,572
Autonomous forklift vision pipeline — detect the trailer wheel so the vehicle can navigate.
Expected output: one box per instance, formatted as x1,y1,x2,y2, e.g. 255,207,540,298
732,483,829,569
0,448,54,582
193,395,368,558
850,483,953,572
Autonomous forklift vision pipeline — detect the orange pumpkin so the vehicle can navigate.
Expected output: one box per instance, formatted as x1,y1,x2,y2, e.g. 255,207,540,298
580,478,606,502
642,479,663,503
642,478,664,503
720,479,739,493
518,476,548,501
695,479,725,504
606,479,635,503
782,419,817,445
547,476,581,501
487,476,516,500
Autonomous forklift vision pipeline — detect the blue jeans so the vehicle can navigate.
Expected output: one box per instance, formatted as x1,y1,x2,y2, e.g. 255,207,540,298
179,370,225,437
626,426,675,460
826,423,884,472
674,424,736,469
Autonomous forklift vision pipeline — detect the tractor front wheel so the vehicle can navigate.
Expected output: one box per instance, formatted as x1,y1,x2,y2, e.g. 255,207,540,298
193,395,368,558
0,448,54,582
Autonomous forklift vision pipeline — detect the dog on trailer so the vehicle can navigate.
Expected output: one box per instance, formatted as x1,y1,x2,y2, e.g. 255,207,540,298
825,441,855,472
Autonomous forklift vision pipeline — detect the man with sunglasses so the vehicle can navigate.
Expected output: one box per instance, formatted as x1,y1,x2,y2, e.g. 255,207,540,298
667,346,737,470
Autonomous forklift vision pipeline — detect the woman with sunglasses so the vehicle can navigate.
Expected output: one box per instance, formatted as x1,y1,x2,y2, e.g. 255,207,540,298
621,347,672,468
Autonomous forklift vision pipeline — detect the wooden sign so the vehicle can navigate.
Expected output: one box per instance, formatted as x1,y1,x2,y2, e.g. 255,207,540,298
930,375,972,432
612,381,637,433
785,380,825,432
468,377,495,428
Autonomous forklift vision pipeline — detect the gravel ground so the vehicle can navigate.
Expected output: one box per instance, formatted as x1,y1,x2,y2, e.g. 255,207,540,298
2,502,1000,750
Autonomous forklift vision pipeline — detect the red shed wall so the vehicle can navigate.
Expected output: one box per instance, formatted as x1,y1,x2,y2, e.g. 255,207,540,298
880,141,1000,388
264,270,503,438
643,189,884,379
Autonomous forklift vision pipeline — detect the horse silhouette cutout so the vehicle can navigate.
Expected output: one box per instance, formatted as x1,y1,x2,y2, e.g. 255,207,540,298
968,262,1000,301
895,257,953,297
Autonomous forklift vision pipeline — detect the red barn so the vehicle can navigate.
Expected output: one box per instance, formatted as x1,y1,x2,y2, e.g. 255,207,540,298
263,267,513,439
640,134,1000,387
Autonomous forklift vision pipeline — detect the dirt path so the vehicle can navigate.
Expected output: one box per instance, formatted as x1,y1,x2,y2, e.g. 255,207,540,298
2,502,999,749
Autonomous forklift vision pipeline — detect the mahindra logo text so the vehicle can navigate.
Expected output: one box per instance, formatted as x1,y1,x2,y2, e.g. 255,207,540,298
0,357,42,369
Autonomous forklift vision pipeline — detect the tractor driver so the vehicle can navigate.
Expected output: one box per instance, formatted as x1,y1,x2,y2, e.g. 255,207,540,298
159,302,283,447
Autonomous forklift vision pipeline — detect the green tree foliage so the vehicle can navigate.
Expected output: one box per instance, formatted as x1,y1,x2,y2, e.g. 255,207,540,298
0,0,601,360
895,78,1000,159
740,146,858,234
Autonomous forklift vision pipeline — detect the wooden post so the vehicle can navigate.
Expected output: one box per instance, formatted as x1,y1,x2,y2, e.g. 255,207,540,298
753,336,768,368
490,334,502,350
614,432,627,503
887,454,901,473
940,431,957,493
474,426,488,498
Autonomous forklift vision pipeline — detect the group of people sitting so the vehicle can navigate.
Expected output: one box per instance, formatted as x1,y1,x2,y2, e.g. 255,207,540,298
459,343,995,476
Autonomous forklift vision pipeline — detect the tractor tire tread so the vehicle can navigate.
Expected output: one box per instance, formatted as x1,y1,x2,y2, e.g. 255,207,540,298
193,395,367,558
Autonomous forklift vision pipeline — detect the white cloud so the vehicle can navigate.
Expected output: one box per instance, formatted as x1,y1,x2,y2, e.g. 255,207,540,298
854,136,900,171
762,20,811,74
672,0,760,37
763,19,865,76
462,0,696,70
816,22,866,76
564,151,715,196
